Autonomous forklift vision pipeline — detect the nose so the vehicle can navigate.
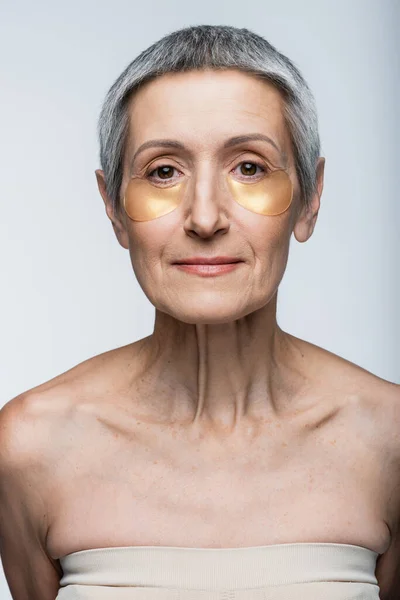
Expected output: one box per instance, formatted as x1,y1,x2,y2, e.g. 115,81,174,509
183,165,230,239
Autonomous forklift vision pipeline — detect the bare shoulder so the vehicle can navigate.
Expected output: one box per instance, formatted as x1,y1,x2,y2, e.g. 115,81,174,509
0,394,64,597
0,338,147,461
4,337,146,415
10,339,143,404
292,333,399,401
288,333,400,444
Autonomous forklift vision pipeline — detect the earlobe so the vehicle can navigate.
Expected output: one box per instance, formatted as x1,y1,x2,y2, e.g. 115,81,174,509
292,157,325,243
95,169,108,207
110,219,130,250
95,169,116,222
315,157,325,199
293,210,314,243
94,169,130,250
293,199,320,243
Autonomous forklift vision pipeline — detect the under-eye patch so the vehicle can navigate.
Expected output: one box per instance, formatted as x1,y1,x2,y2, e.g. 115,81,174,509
123,169,293,222
123,176,185,222
225,169,293,216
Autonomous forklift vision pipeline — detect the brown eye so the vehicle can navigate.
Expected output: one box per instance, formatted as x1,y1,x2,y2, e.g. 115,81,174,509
145,164,181,185
241,162,264,176
156,166,175,179
234,161,266,179
241,162,257,176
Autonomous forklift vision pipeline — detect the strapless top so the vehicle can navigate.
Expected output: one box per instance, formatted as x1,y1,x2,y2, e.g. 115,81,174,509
55,542,381,599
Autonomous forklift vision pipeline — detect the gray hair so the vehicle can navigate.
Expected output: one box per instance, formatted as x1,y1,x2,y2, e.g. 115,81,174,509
97,24,321,215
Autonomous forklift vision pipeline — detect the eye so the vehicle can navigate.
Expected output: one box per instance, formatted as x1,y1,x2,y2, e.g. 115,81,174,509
146,165,181,184
232,161,267,180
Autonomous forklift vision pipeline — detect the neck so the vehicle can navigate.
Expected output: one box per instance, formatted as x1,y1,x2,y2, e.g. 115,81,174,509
134,293,311,436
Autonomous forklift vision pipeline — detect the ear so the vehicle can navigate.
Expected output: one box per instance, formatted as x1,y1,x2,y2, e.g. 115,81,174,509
95,169,129,250
293,157,325,243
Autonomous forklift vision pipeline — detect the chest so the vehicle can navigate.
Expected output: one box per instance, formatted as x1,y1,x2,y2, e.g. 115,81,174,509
46,412,393,560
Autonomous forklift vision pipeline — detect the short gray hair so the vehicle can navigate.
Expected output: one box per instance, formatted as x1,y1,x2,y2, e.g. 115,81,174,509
97,25,321,215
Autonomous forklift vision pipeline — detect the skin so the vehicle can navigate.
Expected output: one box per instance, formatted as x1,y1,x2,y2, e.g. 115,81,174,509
1,68,399,600
95,68,326,440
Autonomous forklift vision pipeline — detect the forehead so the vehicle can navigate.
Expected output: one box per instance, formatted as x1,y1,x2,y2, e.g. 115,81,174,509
125,69,291,161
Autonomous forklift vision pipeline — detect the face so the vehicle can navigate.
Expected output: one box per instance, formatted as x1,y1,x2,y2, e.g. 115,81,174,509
96,69,324,325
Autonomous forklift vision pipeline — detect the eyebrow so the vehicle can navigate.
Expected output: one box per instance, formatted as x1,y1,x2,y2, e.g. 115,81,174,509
129,133,288,169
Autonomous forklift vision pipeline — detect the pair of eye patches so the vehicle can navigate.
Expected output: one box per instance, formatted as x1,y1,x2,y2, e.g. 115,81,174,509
122,169,293,222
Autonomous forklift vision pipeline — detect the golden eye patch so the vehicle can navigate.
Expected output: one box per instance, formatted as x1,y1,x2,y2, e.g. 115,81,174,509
123,176,186,222
225,169,293,216
123,169,293,222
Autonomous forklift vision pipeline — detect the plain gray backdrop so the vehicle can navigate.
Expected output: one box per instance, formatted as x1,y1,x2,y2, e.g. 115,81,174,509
0,0,399,594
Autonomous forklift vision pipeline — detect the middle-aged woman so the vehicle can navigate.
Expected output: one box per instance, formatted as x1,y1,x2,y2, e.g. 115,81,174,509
1,24,399,600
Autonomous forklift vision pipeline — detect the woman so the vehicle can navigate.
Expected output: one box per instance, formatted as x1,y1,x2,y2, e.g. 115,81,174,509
0,24,399,600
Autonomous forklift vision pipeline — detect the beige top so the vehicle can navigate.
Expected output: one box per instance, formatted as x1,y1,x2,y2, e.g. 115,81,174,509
55,542,381,599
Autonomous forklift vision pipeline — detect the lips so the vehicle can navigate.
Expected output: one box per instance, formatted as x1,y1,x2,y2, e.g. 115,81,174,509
174,262,242,277
174,257,242,265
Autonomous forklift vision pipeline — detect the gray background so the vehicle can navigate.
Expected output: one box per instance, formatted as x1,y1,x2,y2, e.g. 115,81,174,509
0,0,399,595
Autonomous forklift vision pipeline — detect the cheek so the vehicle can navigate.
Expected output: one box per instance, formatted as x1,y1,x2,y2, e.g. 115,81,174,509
246,218,292,292
247,210,292,257
126,220,171,279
